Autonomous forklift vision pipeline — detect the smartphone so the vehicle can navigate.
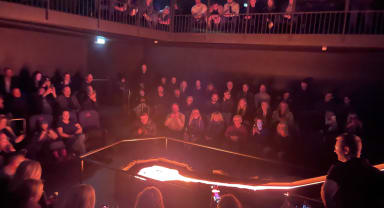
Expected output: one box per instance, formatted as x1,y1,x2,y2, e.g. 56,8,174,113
211,186,221,204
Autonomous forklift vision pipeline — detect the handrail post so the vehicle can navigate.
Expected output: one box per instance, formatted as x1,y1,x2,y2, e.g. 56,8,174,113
97,0,101,28
206,0,211,33
170,0,175,32
45,0,49,20
289,0,296,34
342,0,350,34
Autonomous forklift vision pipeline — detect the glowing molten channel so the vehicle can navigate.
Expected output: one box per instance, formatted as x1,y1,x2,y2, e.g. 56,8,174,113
137,166,323,191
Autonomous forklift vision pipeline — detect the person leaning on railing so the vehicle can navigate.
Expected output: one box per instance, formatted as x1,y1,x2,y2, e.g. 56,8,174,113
191,0,208,23
222,0,240,29
207,2,223,29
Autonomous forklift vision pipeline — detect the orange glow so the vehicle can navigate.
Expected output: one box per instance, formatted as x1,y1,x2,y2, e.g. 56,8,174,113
137,166,324,191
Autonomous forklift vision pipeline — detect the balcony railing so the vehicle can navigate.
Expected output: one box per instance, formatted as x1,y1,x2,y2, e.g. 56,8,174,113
1,0,384,35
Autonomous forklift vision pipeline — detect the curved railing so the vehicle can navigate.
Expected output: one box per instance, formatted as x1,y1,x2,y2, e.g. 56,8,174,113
1,0,384,35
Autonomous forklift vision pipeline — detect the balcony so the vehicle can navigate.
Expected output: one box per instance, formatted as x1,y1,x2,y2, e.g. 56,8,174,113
0,0,384,48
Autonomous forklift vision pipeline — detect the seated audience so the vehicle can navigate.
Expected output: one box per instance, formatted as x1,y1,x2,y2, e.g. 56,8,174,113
0,115,25,147
58,184,96,208
345,113,363,136
225,81,235,96
169,76,178,91
237,83,253,107
235,98,253,125
132,113,157,138
6,88,29,118
184,109,205,143
251,118,271,155
57,72,72,93
81,86,98,111
57,111,87,154
182,96,195,122
262,0,278,29
134,186,165,208
254,84,271,108
205,83,217,100
57,86,81,113
205,93,221,118
0,133,16,155
272,101,295,129
255,101,272,128
9,160,42,191
191,0,208,23
31,120,67,161
274,122,292,160
0,153,25,181
0,95,8,115
32,87,57,115
164,103,185,137
205,112,226,146
170,88,182,105
30,71,43,93
179,80,189,98
221,91,235,125
0,67,19,96
12,179,44,208
151,85,168,122
225,115,248,151
191,80,204,105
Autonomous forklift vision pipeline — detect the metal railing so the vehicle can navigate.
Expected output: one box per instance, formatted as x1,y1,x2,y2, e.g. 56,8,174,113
1,0,384,35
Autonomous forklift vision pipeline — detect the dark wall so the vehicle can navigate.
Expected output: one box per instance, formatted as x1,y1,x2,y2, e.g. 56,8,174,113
87,37,147,79
0,27,88,76
145,43,384,91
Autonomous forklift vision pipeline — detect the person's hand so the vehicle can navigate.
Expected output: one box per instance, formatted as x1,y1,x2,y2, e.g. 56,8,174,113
138,128,143,135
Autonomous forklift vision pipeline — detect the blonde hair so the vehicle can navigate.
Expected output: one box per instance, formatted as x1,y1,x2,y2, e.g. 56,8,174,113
11,160,42,190
134,186,165,208
60,184,96,208
188,109,203,127
236,98,247,116
210,112,224,122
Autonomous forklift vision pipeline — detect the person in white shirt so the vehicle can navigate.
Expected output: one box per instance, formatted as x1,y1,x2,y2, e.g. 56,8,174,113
191,0,208,22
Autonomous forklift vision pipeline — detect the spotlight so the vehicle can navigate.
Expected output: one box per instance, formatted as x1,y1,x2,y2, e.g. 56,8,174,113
154,40,159,44
95,36,106,45
321,45,327,52
243,3,248,7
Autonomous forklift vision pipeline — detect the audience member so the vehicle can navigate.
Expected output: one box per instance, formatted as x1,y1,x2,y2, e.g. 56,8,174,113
251,118,271,155
57,86,81,113
134,186,165,208
132,112,157,138
184,109,205,142
208,2,223,29
191,0,208,23
0,96,8,115
30,120,67,161
179,80,189,98
225,115,248,151
237,83,253,107
235,98,253,125
321,133,384,208
274,122,292,160
164,103,185,137
0,67,19,96
57,111,87,154
140,0,157,26
254,84,271,108
272,101,295,129
221,91,235,125
152,85,168,122
225,81,234,96
205,111,226,146
205,93,221,118
345,113,363,136
158,6,171,25
255,101,272,128
81,86,98,111
12,179,44,208
223,0,240,27
32,87,57,115
9,160,42,191
58,184,96,208
191,80,204,104
0,115,25,147
6,88,29,118
30,71,43,93
0,133,16,155
0,153,25,180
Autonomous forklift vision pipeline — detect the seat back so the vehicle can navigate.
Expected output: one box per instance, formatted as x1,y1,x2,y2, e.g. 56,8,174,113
78,110,100,131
